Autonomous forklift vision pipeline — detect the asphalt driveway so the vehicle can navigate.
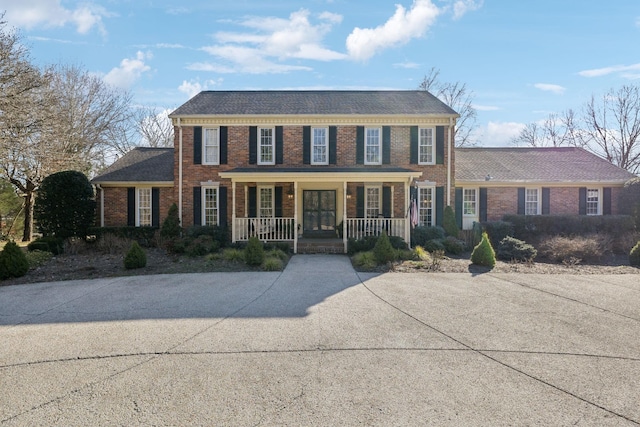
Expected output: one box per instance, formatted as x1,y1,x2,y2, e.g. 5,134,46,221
1,255,639,426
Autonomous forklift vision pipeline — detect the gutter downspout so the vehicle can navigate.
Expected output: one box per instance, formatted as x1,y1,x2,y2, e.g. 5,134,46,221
95,184,104,227
447,117,453,207
177,117,183,227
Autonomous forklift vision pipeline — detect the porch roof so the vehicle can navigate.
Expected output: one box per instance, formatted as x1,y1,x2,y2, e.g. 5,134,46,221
219,167,422,182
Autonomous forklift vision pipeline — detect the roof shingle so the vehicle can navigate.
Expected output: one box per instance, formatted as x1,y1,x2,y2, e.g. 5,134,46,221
92,147,174,183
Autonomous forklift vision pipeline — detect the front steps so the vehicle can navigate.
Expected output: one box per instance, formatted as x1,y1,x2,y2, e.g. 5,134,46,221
296,239,345,254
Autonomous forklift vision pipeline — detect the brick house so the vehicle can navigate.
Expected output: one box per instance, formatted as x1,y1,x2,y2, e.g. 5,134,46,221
93,90,459,253
454,147,637,230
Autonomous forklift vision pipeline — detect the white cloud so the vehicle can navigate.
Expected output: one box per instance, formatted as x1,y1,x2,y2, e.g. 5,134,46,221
473,104,500,111
534,83,566,95
104,51,152,89
346,0,440,61
178,78,223,98
578,63,640,78
393,62,421,69
475,121,526,146
452,0,483,20
0,0,111,35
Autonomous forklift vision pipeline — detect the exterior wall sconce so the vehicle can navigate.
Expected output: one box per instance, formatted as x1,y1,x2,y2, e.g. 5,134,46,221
287,185,294,199
346,189,352,199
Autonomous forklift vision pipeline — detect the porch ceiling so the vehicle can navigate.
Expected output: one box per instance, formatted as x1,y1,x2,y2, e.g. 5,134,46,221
219,167,422,182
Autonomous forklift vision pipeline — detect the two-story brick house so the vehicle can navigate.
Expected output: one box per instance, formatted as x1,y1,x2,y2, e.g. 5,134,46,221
93,90,459,253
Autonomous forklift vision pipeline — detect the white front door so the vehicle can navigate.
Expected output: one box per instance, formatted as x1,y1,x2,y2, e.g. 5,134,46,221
462,188,479,230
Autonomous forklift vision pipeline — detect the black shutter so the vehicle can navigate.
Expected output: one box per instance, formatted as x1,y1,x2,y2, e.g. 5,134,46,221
542,188,550,215
579,187,587,215
603,187,612,215
410,126,418,164
275,186,283,217
517,188,526,215
249,126,257,164
194,126,202,165
479,188,488,222
152,188,160,227
219,186,227,227
193,187,202,226
382,186,392,218
127,187,135,226
382,126,391,164
329,126,337,165
455,187,463,229
356,186,365,218
275,126,283,165
220,126,228,165
248,187,257,217
303,126,311,165
356,126,364,164
435,187,444,226
436,126,445,165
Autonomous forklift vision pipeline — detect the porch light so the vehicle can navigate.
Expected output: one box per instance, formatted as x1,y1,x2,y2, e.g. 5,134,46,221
287,185,294,199
346,188,352,199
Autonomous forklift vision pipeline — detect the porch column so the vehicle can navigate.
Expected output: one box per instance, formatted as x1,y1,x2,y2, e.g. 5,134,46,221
293,181,298,254
231,181,237,243
405,178,411,248
343,181,348,253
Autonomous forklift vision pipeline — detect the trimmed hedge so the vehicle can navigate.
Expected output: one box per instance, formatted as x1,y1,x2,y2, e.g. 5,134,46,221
411,226,445,247
481,221,515,249
497,236,537,262
503,214,636,241
88,227,158,247
27,236,65,255
348,235,407,255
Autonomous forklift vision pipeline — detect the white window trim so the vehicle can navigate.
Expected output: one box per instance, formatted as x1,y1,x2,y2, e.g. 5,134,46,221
586,187,602,216
364,185,382,218
311,127,329,165
201,182,220,226
258,185,275,218
418,126,435,165
364,127,382,165
525,187,541,216
203,127,220,165
258,127,275,165
136,187,152,227
416,184,436,227
463,188,478,217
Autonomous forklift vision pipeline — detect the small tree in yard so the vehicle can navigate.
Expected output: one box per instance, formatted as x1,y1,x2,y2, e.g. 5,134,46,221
245,236,264,266
471,232,496,268
442,205,459,237
124,241,147,269
373,231,395,264
0,241,29,279
160,203,181,239
34,171,95,239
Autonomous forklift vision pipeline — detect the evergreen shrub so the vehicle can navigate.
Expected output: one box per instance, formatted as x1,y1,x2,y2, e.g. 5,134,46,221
442,205,460,237
160,203,181,239
373,231,395,264
471,232,496,268
0,241,29,279
497,236,537,262
124,241,147,269
244,237,264,266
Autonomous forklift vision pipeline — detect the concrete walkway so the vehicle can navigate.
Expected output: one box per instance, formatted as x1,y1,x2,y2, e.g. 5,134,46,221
1,255,639,425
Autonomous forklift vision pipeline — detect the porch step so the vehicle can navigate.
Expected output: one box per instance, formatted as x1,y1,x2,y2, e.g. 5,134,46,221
297,239,345,254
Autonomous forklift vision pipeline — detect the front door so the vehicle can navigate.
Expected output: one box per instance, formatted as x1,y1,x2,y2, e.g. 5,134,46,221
303,190,336,237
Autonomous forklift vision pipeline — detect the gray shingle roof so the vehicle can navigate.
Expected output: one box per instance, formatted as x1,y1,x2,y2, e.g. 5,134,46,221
456,147,636,183
170,90,458,116
92,147,174,183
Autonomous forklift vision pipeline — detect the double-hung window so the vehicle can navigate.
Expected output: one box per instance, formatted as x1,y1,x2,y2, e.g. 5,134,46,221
203,128,219,165
365,128,381,165
202,186,219,226
587,188,600,215
258,128,274,165
418,127,434,164
258,187,274,218
365,186,381,218
312,127,328,165
417,187,434,226
463,188,477,216
137,188,152,226
525,188,539,215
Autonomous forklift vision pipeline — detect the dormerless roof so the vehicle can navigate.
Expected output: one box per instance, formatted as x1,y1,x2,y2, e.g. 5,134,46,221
456,147,636,184
170,90,458,116
92,147,174,184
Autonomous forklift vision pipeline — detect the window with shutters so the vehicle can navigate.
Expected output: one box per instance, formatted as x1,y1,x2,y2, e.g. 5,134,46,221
365,186,381,218
259,186,274,218
137,188,152,226
203,128,219,165
463,188,477,216
202,186,219,226
311,127,328,165
587,188,600,215
417,187,434,226
525,188,540,215
365,128,381,165
258,127,275,165
418,127,435,165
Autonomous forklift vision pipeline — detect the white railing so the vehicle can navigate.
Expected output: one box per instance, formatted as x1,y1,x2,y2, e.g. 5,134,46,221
345,218,406,241
234,217,295,241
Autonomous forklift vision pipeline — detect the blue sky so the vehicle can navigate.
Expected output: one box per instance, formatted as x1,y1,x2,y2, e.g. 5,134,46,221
1,0,639,145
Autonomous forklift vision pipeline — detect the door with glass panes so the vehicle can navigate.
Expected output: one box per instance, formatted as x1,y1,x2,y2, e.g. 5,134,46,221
303,190,336,237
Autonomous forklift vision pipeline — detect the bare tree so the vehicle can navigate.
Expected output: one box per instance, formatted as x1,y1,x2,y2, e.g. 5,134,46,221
582,85,640,174
418,67,477,147
136,106,174,148
511,109,583,148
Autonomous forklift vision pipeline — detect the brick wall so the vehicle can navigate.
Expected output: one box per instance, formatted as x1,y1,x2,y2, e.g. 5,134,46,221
99,187,174,227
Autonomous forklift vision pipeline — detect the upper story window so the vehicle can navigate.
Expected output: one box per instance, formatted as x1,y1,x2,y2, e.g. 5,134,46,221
365,186,381,218
258,127,274,165
417,187,434,226
463,188,477,216
203,186,219,226
419,127,434,165
138,188,152,226
259,186,274,218
365,127,381,165
525,188,540,215
312,127,328,165
203,128,219,165
587,188,600,215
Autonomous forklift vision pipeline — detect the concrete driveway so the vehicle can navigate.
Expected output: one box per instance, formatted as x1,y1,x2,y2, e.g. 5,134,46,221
1,255,639,426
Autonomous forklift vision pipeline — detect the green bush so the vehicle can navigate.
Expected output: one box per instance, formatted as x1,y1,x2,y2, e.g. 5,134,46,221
185,225,229,247
244,236,264,266
160,203,181,239
0,241,30,279
471,221,483,247
619,178,640,230
503,214,635,241
482,221,515,249
352,251,377,269
222,248,245,262
25,250,53,268
630,241,640,267
124,241,147,269
423,239,445,253
348,234,407,255
537,234,606,263
264,242,292,253
266,248,288,261
442,236,466,255
412,226,445,247
442,205,460,237
89,227,158,247
262,257,284,271
396,249,416,261
27,236,64,255
471,232,496,268
185,235,220,257
373,231,395,264
497,236,537,262
413,246,431,261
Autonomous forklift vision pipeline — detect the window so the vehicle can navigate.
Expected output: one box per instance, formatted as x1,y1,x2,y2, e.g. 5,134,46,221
525,188,539,215
365,186,381,218
587,188,599,215
203,187,219,226
203,128,219,165
417,187,434,226
138,188,152,226
259,187,274,218
365,128,381,165
312,127,328,165
258,127,274,165
419,127,434,164
463,188,477,216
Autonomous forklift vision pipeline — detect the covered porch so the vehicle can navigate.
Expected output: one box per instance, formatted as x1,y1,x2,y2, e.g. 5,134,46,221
219,168,423,254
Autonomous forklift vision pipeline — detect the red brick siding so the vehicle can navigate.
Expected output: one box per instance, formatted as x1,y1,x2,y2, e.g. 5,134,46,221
99,187,173,227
